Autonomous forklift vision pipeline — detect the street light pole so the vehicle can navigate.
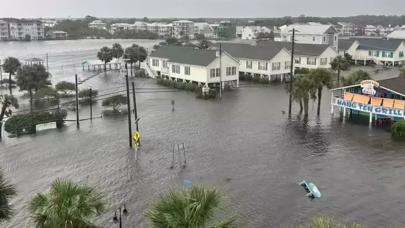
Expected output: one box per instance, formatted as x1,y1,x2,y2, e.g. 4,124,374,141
288,28,295,117
113,204,128,228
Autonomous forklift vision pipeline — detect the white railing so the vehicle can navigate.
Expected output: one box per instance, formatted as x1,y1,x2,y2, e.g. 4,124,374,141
141,61,157,78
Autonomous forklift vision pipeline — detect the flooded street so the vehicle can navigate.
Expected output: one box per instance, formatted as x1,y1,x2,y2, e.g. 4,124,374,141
1,40,405,227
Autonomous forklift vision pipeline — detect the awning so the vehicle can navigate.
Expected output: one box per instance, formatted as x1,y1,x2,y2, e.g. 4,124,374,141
383,98,395,108
344,92,355,101
393,99,405,109
371,97,383,106
352,94,370,104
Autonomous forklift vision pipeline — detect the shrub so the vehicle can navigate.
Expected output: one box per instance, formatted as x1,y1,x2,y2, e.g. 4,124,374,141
391,120,405,138
79,89,98,105
102,95,127,111
33,87,60,109
134,69,147,78
400,68,405,77
4,110,67,135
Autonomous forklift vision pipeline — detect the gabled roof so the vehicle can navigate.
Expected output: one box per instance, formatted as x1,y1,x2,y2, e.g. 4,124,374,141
387,30,405,39
257,41,332,56
338,39,356,51
216,43,286,61
150,46,217,66
354,38,404,51
378,77,405,96
279,23,336,35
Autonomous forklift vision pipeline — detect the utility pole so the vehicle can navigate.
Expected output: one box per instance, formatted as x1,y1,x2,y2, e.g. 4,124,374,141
125,74,133,148
288,28,295,117
75,74,80,129
89,88,93,122
219,43,222,98
132,81,140,146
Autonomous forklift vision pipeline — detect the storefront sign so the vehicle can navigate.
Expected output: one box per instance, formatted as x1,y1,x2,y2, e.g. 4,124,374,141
360,80,379,96
335,98,404,118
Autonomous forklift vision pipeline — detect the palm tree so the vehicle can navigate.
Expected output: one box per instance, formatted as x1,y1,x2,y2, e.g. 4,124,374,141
2,57,21,94
330,55,350,87
341,70,371,86
0,95,19,139
0,169,17,223
146,186,235,228
290,75,316,118
309,69,332,116
29,179,105,228
111,43,124,60
97,46,113,71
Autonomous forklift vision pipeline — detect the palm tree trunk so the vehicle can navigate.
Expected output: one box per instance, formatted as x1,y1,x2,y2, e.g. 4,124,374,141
303,96,309,117
131,63,133,76
104,62,107,72
29,89,33,112
299,100,303,114
8,73,12,95
337,68,341,87
0,103,7,139
317,87,322,116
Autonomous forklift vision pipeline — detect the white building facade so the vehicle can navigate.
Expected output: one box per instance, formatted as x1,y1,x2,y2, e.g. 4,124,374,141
236,26,271,40
88,20,107,30
173,20,195,39
148,45,239,87
0,19,45,40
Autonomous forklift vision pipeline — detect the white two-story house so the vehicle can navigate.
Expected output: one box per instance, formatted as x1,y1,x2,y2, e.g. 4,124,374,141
148,45,239,88
346,38,405,66
219,43,291,81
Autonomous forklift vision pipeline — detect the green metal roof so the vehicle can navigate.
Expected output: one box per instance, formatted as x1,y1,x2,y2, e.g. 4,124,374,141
150,45,217,66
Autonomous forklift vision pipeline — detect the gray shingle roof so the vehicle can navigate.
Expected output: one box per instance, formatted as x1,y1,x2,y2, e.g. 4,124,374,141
150,45,217,66
216,42,286,60
378,77,405,96
355,38,404,51
257,41,331,56
338,39,356,51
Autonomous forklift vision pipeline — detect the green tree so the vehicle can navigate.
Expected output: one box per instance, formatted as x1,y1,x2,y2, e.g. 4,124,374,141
342,70,371,86
2,57,21,94
198,39,211,50
111,43,124,60
124,44,148,75
330,56,351,87
79,89,98,105
165,37,181,45
0,95,19,138
309,69,333,116
33,87,60,109
29,179,105,228
97,46,113,71
102,95,127,111
55,81,75,96
146,186,235,228
256,32,274,40
0,169,16,223
290,75,316,117
16,64,51,112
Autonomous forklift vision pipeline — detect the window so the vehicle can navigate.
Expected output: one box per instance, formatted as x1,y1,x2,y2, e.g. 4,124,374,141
382,51,387,57
320,58,328,65
184,66,190,75
307,57,317,65
272,62,281,71
163,60,168,68
152,59,159,67
232,66,236,75
323,36,326,42
400,51,404,58
210,69,216,78
258,62,268,71
295,57,301,64
226,67,232,76
285,61,291,69
246,60,252,69
312,36,316,41
215,68,221,77
369,51,373,56
172,65,180,74
389,52,394,58
374,51,380,57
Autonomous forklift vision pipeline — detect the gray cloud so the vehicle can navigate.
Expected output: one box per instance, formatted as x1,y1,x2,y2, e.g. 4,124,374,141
1,0,404,18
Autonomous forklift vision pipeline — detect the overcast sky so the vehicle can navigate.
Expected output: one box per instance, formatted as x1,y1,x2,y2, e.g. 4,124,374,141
1,0,404,18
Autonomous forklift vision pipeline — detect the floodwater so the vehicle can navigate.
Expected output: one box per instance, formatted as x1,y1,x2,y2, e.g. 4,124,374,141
1,40,405,228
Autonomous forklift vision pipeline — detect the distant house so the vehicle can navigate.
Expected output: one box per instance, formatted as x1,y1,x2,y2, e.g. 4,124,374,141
236,26,272,40
275,23,338,49
194,22,215,38
173,20,195,39
218,43,291,81
387,28,405,40
259,41,338,69
110,23,132,34
364,25,378,37
336,22,356,37
346,38,405,66
48,31,68,40
88,20,107,30
148,45,239,88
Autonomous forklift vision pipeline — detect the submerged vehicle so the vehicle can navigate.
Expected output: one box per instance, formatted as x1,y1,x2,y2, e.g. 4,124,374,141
299,180,322,199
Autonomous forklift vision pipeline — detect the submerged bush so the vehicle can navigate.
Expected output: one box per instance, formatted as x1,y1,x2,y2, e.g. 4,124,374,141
301,216,363,228
391,120,405,138
4,110,67,135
